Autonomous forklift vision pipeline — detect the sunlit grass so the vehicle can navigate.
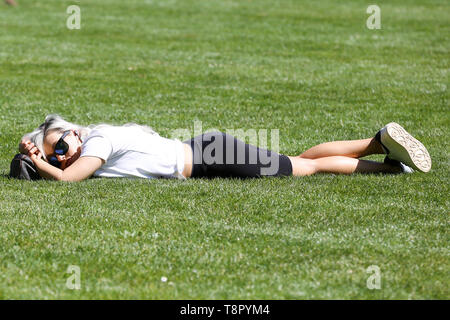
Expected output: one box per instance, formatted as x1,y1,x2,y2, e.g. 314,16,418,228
0,0,448,299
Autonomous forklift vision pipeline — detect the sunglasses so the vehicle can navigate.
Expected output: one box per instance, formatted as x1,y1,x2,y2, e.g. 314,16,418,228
48,130,72,168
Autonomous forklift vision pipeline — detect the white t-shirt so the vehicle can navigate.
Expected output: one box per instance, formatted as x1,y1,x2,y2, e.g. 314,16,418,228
80,125,186,179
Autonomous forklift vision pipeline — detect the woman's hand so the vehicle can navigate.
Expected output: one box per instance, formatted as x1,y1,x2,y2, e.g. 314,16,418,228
29,150,43,162
22,141,38,155
19,139,31,154
21,141,43,162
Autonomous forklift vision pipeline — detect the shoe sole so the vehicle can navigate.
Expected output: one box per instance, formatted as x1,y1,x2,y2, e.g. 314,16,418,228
380,122,432,172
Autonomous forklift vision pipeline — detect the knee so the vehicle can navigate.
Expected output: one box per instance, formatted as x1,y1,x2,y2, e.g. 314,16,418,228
288,156,317,176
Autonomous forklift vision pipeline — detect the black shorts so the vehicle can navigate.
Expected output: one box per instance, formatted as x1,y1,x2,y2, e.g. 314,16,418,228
183,131,293,179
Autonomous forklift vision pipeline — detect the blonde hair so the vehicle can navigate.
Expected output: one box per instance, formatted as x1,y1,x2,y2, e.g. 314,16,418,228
22,114,159,160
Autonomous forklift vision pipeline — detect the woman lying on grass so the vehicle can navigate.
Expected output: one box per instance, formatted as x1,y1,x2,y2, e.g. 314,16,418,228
19,114,431,182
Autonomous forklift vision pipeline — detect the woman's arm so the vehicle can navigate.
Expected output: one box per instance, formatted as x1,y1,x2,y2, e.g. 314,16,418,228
30,152,104,182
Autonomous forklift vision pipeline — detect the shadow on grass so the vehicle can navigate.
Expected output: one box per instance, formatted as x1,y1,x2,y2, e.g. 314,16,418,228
0,172,12,179
0,171,32,180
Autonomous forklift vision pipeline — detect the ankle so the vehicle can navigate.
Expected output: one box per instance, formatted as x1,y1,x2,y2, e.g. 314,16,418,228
368,137,385,155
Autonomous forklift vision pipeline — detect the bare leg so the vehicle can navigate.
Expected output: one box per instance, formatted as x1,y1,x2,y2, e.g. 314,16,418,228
288,156,401,176
299,138,384,159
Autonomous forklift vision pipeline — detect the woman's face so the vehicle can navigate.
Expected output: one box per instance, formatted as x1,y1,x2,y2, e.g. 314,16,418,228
43,129,82,169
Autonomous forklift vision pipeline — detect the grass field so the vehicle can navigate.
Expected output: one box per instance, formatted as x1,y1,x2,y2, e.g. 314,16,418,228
0,0,448,299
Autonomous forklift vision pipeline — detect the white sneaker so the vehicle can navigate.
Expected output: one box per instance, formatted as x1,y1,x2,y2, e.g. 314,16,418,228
375,122,432,172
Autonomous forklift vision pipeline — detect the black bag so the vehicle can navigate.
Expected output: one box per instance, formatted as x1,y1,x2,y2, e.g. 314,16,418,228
9,153,42,180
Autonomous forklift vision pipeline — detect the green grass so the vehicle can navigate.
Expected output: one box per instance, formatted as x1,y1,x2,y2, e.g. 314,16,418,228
0,0,448,299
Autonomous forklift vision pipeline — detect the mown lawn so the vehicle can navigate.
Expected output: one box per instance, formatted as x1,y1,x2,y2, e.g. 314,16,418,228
0,0,448,299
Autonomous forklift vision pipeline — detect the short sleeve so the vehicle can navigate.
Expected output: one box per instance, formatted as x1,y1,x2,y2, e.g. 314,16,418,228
80,133,113,161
